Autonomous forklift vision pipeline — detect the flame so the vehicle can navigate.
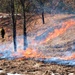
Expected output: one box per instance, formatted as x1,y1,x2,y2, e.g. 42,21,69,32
61,53,75,60
14,20,75,60
40,20,75,44
23,48,45,58
12,48,46,59
2,18,75,62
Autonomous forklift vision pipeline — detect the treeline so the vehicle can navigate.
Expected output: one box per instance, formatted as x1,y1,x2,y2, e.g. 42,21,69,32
0,0,75,14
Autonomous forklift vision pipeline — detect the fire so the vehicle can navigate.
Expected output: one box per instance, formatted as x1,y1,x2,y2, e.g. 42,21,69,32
13,48,46,59
23,48,42,58
40,20,75,44
13,20,75,60
1,17,75,65
61,53,75,60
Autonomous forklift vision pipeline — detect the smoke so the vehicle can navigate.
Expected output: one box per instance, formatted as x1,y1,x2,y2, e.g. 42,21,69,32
43,57,75,66
35,25,62,41
0,35,26,59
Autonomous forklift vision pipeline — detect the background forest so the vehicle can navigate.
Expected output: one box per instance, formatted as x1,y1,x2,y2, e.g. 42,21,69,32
0,0,75,13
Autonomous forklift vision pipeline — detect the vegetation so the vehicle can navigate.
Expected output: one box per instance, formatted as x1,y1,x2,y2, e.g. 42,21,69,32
11,0,17,51
0,0,75,13
0,0,75,51
20,0,28,50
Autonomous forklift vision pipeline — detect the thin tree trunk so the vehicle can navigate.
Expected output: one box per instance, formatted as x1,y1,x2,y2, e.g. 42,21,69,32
23,7,28,50
40,0,45,24
20,0,28,50
11,0,17,51
42,10,45,24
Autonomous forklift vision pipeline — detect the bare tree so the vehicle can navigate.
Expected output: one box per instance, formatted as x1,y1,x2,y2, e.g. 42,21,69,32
33,0,45,24
20,0,28,50
39,0,45,24
11,0,17,51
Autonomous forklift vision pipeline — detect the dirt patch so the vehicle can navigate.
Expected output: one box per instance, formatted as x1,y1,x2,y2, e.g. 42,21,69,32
0,59,75,75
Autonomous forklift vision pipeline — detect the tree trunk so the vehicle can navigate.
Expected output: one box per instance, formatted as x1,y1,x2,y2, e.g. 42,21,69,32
40,0,45,24
23,7,28,50
42,10,45,24
20,0,28,50
11,0,17,51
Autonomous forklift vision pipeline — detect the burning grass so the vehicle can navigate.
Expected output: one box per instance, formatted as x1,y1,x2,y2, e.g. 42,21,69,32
0,14,75,75
12,48,46,59
39,19,75,44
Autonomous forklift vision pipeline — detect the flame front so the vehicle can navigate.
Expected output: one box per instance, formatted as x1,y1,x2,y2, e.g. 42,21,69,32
23,48,44,58
15,48,46,59
16,19,75,60
2,19,75,62
40,20,75,44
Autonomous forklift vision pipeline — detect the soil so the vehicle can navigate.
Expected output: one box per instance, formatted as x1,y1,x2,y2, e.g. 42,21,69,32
0,58,75,75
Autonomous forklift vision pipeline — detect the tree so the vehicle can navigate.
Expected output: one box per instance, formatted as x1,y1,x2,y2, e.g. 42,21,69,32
0,0,11,13
32,0,46,24
36,0,45,24
20,0,28,50
11,0,17,51
63,0,75,13
39,0,45,24
14,0,22,14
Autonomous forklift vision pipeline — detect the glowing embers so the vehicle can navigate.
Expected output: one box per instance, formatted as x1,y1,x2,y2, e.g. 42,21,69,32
13,48,46,59
23,48,44,58
40,20,75,44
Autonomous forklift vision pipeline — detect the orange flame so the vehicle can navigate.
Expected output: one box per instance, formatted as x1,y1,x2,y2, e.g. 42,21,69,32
13,48,47,59
23,48,45,58
12,20,75,61
40,20,75,44
60,53,75,60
